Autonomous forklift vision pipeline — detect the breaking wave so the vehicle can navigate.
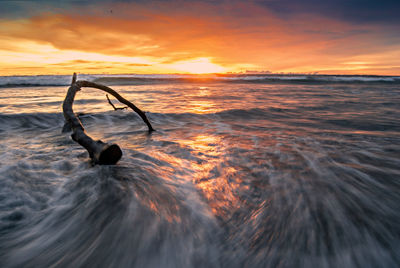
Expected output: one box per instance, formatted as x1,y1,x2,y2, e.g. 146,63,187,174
1,74,399,88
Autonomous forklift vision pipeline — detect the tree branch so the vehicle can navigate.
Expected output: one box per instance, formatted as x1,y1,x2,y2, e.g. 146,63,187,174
76,80,154,132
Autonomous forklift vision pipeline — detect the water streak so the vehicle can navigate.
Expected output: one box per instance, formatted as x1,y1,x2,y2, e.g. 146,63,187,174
0,81,399,267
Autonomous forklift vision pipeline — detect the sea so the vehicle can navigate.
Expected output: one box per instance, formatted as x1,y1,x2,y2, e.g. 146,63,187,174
0,74,399,267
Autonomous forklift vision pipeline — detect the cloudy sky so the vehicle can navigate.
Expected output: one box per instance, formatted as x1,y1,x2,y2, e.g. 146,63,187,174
0,0,399,75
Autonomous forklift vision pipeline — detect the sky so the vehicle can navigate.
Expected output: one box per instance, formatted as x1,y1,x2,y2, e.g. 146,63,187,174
0,0,399,75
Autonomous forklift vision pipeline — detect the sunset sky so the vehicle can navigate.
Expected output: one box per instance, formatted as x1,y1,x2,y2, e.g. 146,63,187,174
0,0,399,75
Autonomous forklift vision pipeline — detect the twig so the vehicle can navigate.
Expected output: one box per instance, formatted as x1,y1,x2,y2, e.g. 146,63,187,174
106,94,127,110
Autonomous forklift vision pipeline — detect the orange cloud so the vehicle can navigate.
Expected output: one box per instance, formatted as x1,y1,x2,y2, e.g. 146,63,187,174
0,1,399,75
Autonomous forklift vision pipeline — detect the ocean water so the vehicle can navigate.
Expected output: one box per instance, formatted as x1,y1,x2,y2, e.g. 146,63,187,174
0,74,399,267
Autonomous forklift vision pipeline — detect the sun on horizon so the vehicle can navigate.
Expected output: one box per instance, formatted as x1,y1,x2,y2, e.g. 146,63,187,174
167,58,227,74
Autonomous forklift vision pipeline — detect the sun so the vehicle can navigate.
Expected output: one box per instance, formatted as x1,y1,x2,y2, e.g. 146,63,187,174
169,57,226,74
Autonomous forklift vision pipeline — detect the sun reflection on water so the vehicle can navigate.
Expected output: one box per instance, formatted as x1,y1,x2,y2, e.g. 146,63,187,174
177,134,246,218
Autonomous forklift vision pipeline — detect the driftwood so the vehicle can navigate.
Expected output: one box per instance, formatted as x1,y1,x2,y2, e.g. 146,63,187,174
62,73,154,165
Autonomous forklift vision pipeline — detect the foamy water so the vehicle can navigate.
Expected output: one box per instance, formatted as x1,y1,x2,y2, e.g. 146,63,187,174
0,77,399,267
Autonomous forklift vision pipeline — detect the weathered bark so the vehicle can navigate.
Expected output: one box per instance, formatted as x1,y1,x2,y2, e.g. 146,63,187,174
62,73,154,165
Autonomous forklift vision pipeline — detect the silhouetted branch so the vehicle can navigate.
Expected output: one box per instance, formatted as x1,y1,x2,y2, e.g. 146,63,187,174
106,94,127,110
76,80,154,132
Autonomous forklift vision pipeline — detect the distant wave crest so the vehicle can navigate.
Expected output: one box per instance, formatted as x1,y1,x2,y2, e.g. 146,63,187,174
1,74,399,88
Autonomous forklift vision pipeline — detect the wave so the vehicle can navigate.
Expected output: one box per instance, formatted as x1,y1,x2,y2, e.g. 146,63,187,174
1,74,399,88
69,74,400,85
0,108,272,130
2,106,399,137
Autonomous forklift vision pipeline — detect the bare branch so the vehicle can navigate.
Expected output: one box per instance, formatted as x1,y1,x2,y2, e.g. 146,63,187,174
76,80,154,132
106,94,127,111
71,72,77,84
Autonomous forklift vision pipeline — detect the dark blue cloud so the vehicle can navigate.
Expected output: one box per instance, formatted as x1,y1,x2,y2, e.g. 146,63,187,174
1,0,399,25
0,1,74,18
256,0,400,24
0,0,168,18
